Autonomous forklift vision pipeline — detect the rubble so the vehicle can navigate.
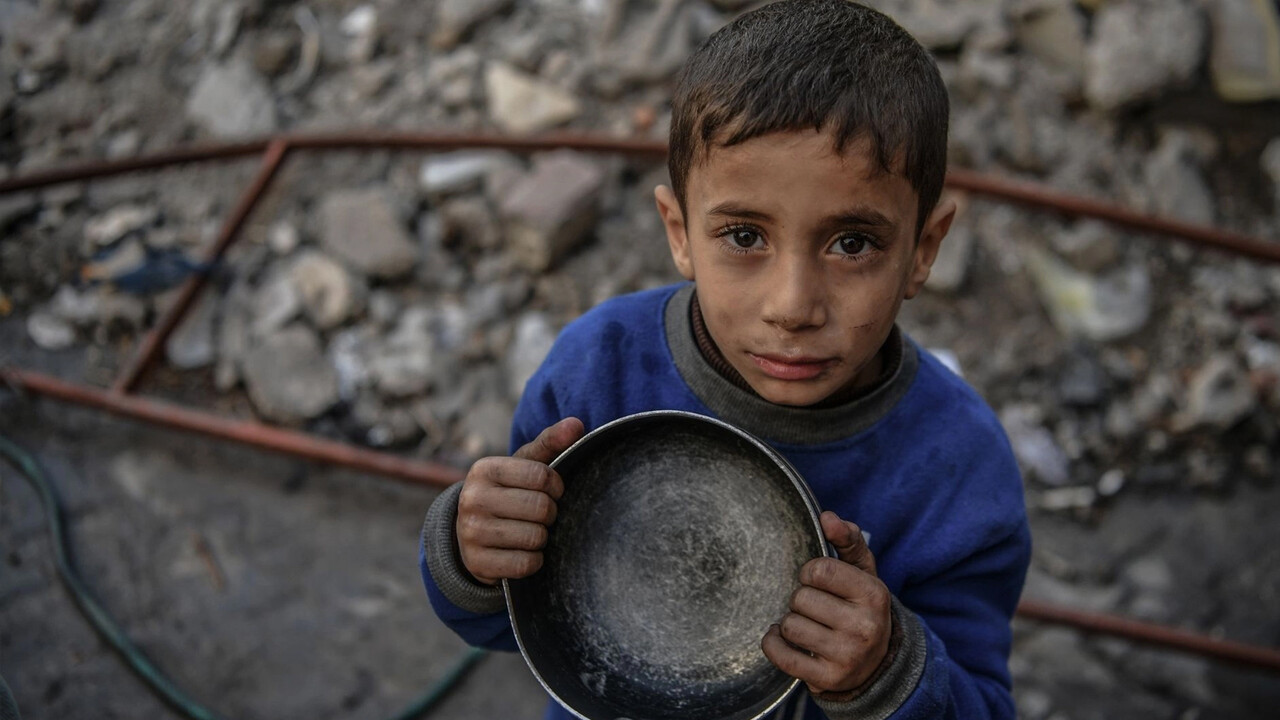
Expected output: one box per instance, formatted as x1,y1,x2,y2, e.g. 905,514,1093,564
484,62,582,135
165,292,217,369
499,151,606,271
186,60,278,137
2,2,1280,715
318,189,417,279
1023,246,1152,342
242,325,340,423
287,251,364,330
84,205,158,248
505,311,556,401
1175,354,1257,431
26,310,77,350
1207,0,1280,101
1084,0,1205,110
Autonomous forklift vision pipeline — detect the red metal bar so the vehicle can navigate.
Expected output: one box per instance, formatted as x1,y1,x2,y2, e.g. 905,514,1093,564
946,168,1280,265
0,139,270,194
112,139,291,395
7,364,1280,674
0,131,1272,264
3,368,465,488
283,130,669,159
1017,598,1280,673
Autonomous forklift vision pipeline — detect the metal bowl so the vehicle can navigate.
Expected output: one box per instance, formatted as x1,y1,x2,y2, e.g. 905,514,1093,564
504,410,829,720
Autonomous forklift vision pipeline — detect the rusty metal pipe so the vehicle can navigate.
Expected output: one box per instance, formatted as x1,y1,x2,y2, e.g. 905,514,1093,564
1017,598,1280,674
3,368,465,488
946,168,1280,265
283,130,669,159
0,132,1273,264
0,140,270,194
112,139,291,395
7,366,1280,674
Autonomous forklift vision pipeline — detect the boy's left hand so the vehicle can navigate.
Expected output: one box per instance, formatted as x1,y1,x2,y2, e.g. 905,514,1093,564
761,510,892,699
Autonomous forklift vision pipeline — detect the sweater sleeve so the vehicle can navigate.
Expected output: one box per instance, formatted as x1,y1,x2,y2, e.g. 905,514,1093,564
815,517,1030,720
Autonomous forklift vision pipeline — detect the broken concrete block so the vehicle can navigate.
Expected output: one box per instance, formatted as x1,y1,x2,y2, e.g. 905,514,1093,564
499,151,606,272
484,62,582,135
242,325,340,424
319,189,417,279
186,60,278,137
288,250,365,330
1207,0,1280,102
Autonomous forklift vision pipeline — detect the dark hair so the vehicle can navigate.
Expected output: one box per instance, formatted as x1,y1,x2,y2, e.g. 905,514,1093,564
668,0,949,234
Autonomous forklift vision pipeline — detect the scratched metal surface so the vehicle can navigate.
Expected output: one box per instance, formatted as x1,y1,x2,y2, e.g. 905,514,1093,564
507,412,826,720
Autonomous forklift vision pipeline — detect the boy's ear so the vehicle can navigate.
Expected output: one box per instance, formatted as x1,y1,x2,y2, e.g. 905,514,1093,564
904,194,957,299
655,185,695,281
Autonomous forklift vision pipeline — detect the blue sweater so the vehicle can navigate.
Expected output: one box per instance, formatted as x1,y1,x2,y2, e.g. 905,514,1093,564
421,283,1030,719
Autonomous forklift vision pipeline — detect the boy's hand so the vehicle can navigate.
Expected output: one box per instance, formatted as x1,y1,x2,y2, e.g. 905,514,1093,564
456,417,585,586
761,511,892,699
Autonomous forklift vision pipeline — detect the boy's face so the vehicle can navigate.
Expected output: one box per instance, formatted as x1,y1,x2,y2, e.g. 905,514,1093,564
656,129,954,407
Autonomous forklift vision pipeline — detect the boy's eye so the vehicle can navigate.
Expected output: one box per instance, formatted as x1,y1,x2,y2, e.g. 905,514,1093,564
724,227,764,249
831,234,878,257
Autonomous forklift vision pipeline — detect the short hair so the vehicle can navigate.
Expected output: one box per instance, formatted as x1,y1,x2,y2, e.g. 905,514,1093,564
668,0,949,234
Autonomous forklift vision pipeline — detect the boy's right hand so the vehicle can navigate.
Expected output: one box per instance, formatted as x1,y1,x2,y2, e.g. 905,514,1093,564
456,417,585,586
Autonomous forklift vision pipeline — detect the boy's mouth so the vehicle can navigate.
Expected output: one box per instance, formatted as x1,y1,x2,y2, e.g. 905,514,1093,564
747,353,836,381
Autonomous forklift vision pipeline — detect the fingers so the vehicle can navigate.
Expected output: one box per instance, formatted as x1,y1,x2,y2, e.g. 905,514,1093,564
761,624,829,686
777,612,847,662
513,417,585,464
821,511,877,577
457,515,549,552
464,547,544,584
471,456,565,499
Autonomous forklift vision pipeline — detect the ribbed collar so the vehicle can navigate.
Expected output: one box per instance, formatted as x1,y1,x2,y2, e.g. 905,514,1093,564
665,284,918,446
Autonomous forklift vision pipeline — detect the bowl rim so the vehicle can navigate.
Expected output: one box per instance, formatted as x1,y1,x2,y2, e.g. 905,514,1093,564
502,409,832,720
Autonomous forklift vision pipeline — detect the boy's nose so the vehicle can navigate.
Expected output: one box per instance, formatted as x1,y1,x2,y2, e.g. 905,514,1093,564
761,256,826,332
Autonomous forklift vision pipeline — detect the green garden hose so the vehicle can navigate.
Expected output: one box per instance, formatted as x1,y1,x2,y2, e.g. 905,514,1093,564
0,434,486,720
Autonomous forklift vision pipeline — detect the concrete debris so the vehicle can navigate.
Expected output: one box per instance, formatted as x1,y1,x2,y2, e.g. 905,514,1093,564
84,205,158,247
318,189,417,279
268,220,301,255
1174,354,1257,431
165,292,218,369
186,59,278,137
1207,0,1280,102
428,48,482,108
1144,131,1216,226
1014,0,1085,78
440,196,503,252
251,269,302,338
431,0,515,50
1050,220,1120,274
4,1,1280,717
47,285,147,329
499,150,606,271
484,62,582,135
242,325,340,423
1084,0,1205,110
215,281,253,391
27,311,77,350
460,397,516,457
1263,136,1280,206
340,5,380,63
253,32,298,77
419,151,520,197
1024,246,1151,342
1001,404,1072,487
505,311,557,403
287,251,364,330
368,309,437,398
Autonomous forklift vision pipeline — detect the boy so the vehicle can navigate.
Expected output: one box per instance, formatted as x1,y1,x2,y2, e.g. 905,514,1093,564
421,1,1031,718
